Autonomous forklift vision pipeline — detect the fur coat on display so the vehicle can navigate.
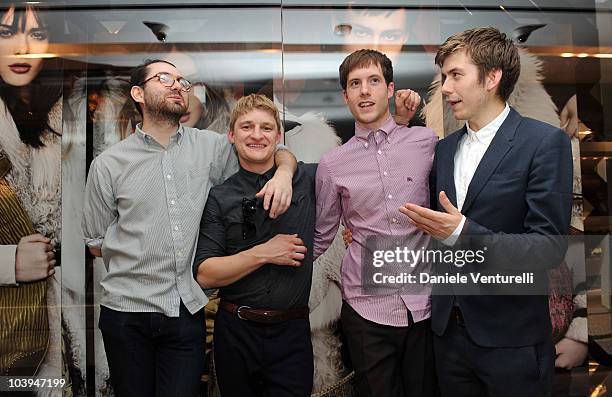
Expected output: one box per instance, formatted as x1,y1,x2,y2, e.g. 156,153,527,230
0,95,63,396
276,104,349,393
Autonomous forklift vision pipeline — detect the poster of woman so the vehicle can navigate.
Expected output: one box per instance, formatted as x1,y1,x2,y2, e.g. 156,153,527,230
0,5,79,395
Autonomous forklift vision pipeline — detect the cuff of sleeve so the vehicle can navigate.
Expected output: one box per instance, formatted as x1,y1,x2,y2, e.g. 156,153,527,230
441,215,466,246
275,143,289,152
84,238,104,248
564,317,588,344
0,245,18,285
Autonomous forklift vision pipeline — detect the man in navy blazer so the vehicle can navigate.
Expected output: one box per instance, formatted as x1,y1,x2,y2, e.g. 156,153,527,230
400,27,572,396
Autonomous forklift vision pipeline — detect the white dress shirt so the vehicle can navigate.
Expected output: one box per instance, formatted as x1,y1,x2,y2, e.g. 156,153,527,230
442,104,510,245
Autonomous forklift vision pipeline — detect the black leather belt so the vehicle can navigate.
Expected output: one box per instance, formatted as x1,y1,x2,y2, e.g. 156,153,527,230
219,301,309,324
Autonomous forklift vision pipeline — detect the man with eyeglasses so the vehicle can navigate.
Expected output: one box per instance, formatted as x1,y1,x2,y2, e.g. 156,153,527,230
82,59,297,397
193,94,316,397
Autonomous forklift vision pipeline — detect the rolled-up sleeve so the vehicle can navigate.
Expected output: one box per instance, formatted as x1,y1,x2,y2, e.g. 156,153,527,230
82,157,117,248
314,157,341,259
193,192,227,296
193,192,226,275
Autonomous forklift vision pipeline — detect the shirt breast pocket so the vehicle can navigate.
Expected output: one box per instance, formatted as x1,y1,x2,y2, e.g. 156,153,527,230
188,165,211,200
281,192,309,234
225,212,246,247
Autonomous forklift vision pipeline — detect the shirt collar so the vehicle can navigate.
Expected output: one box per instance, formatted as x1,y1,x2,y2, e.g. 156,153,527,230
354,115,397,141
238,165,276,188
135,123,184,146
465,103,510,145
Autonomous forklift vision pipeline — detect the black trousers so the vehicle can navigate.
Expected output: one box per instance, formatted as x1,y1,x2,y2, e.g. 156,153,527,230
213,308,313,397
99,304,205,397
434,317,555,397
340,301,437,397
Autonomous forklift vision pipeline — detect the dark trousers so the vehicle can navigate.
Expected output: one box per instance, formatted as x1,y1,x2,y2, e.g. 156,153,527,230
99,304,205,397
433,316,555,397
340,301,436,397
213,307,314,397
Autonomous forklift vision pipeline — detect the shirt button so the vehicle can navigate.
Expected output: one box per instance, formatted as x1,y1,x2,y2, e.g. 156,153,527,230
177,251,183,257
377,150,382,155
174,226,179,231
388,194,393,199
392,218,398,223
364,143,369,148
170,200,176,205
383,171,388,176
166,174,172,180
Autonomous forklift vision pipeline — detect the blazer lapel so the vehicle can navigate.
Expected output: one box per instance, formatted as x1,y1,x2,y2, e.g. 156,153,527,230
441,128,465,208
460,108,521,214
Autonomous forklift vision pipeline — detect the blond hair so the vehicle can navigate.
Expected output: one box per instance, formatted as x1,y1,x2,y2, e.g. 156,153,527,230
230,94,281,133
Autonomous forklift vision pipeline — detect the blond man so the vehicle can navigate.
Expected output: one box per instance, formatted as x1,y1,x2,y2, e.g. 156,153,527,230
194,94,317,397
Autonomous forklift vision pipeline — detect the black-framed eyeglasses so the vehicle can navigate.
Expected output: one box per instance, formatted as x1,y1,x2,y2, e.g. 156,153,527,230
242,197,257,240
139,72,192,92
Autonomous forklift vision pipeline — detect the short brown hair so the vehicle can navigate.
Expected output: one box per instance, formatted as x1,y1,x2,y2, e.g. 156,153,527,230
339,49,393,90
435,27,520,101
230,94,282,133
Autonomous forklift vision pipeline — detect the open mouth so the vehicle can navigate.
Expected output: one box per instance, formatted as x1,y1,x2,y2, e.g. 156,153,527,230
9,63,31,74
447,99,462,108
246,143,267,150
358,101,375,109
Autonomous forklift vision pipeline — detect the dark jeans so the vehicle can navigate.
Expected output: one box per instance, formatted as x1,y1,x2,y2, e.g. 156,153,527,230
434,318,555,397
213,308,314,397
99,304,205,397
340,301,437,397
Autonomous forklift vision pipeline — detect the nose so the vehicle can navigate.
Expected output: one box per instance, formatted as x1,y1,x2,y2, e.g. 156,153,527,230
360,81,370,96
170,77,183,92
251,125,264,139
13,32,29,56
441,77,452,96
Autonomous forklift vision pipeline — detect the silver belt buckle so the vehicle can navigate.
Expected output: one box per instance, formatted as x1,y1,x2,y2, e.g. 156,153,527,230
236,305,251,320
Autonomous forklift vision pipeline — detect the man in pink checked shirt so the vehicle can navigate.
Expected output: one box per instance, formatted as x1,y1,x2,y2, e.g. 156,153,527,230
313,49,437,397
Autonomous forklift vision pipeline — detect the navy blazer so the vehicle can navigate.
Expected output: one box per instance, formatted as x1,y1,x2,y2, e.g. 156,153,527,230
430,107,573,347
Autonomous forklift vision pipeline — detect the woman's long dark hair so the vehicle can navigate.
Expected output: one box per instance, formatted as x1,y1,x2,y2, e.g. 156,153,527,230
0,5,63,148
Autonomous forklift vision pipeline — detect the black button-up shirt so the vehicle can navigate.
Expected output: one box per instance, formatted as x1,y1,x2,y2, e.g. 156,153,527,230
193,162,317,310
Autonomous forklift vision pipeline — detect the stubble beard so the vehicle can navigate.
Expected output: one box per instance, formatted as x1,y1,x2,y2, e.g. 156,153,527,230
145,91,187,125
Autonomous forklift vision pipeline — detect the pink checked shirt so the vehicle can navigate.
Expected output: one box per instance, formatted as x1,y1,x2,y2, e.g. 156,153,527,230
314,116,437,326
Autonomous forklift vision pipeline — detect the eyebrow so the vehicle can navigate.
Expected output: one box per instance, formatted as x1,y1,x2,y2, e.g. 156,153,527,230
351,24,373,36
0,24,47,32
381,28,403,36
239,120,275,126
350,74,382,81
442,67,462,75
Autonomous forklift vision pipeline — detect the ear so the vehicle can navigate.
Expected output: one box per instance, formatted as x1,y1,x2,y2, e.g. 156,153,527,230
228,129,236,144
275,130,282,145
342,90,349,104
387,81,395,99
486,68,503,93
130,86,145,109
